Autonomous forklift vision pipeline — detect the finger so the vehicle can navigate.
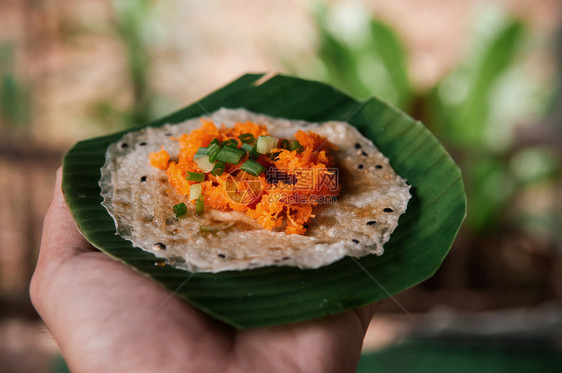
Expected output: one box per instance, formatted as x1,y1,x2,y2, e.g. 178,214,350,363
36,168,95,268
235,304,376,373
353,302,376,334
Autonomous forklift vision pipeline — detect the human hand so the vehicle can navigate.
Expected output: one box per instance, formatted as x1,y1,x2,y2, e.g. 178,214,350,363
30,169,375,373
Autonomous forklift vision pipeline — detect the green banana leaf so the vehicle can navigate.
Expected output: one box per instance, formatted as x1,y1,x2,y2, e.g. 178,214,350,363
62,74,466,329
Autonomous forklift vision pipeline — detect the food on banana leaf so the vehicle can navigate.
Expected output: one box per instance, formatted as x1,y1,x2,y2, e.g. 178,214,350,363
99,108,410,272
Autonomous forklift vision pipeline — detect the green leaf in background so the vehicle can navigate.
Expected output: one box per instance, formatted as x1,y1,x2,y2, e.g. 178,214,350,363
465,156,515,232
510,147,560,186
459,21,525,145
432,19,525,147
0,44,31,130
316,16,371,98
291,4,413,111
62,74,466,329
424,9,559,234
367,19,412,109
111,0,154,126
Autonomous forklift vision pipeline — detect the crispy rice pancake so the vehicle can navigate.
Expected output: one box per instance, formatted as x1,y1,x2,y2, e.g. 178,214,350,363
100,108,411,272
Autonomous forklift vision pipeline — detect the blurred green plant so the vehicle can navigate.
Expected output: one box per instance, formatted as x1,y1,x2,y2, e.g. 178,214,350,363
289,3,413,109
0,44,32,134
288,4,560,238
113,0,154,125
430,19,525,147
90,0,157,129
428,10,559,233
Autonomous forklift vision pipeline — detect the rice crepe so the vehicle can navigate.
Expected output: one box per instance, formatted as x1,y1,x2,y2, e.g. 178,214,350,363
99,108,411,272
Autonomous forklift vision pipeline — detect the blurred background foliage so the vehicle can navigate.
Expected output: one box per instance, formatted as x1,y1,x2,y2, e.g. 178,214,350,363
93,0,155,128
86,0,158,130
0,44,32,136
287,3,561,248
0,1,561,372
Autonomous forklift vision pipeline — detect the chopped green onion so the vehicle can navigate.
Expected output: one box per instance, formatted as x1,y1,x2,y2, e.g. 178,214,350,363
173,202,187,217
186,171,205,182
189,183,202,201
257,135,278,154
241,143,259,158
211,161,225,176
279,139,290,149
269,151,281,161
194,147,208,159
216,146,245,164
240,159,266,176
210,138,220,146
194,155,214,173
238,133,255,144
196,195,204,216
206,143,220,162
220,138,239,148
289,140,304,152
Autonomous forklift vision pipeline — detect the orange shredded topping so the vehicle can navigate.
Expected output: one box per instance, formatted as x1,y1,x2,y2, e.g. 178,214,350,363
148,147,170,170
149,119,340,234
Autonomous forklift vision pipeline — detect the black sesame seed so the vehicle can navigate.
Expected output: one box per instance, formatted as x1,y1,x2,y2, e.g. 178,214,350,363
165,133,172,136
361,151,368,156
355,143,362,149
366,220,377,225
375,165,383,169
120,143,128,148
140,176,147,182
358,164,364,169
139,142,147,146
153,242,166,250
218,254,226,258
352,239,360,244
384,208,393,213
282,256,290,260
